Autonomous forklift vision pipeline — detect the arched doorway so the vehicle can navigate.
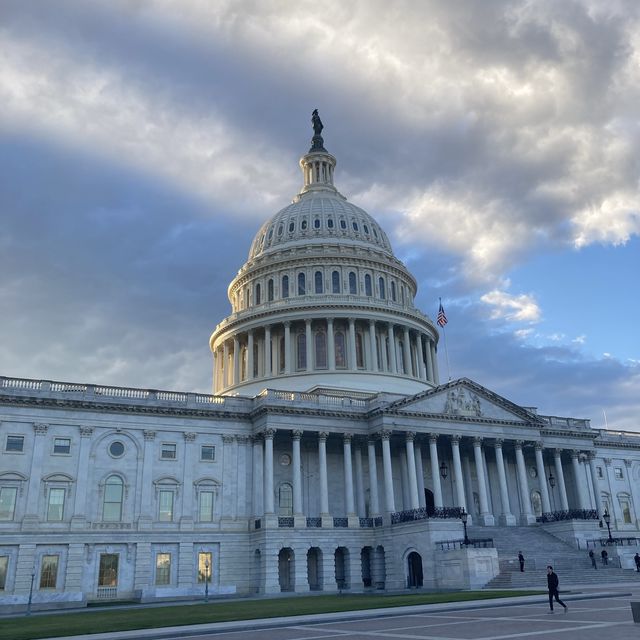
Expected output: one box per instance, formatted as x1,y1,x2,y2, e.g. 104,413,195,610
407,551,423,588
334,547,348,590
278,548,294,592
361,547,373,588
425,489,435,516
307,547,321,591
373,545,386,590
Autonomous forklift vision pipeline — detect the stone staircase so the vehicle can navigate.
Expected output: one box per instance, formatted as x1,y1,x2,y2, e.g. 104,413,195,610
467,524,640,588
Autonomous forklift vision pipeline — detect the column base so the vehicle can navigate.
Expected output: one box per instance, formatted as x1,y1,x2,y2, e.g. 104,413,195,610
321,515,333,528
294,515,307,528
477,514,495,526
498,514,517,526
263,514,278,529
347,515,360,528
519,514,537,525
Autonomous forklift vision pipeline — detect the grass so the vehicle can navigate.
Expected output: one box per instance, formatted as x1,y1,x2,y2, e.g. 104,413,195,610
0,590,543,640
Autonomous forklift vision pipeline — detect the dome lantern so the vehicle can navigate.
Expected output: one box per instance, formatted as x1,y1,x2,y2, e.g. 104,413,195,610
297,109,339,198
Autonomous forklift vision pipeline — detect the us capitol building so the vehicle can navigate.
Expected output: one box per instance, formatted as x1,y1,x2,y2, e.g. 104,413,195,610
1,114,639,611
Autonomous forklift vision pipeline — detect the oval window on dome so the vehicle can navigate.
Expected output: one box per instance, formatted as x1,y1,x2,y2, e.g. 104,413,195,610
301,219,308,230
289,221,295,233
314,218,320,229
327,218,334,229
340,219,347,230
352,221,359,231
363,224,369,234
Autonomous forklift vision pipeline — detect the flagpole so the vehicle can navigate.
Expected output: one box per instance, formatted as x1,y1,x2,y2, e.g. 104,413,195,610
442,323,451,382
438,297,452,382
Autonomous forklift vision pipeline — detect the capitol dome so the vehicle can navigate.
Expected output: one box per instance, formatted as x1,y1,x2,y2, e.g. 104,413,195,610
210,113,440,396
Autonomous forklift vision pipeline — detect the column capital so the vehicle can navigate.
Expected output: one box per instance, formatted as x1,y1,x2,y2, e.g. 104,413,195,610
624,458,632,468
514,440,524,450
587,451,597,461
473,436,483,447
494,438,504,448
236,435,250,444
603,457,612,466
283,321,291,328
554,448,563,456
222,434,235,444
343,433,353,443
570,449,580,459
428,433,438,444
143,430,156,441
367,438,377,447
33,423,49,435
79,426,94,438
318,431,329,442
292,430,303,440
451,434,461,445
263,428,276,440
405,431,416,442
184,432,197,442
534,441,544,452
379,430,392,441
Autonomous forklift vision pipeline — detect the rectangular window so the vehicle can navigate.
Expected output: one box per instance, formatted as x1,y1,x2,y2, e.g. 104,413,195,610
0,556,7,590
161,443,176,460
155,553,171,586
621,500,632,524
597,466,604,478
197,551,212,583
47,488,65,521
39,555,59,589
6,435,24,452
53,438,71,455
0,487,17,521
199,491,214,522
159,490,174,522
615,467,623,480
98,553,118,587
201,445,215,462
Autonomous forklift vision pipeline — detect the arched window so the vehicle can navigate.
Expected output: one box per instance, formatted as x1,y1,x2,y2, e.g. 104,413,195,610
301,219,308,230
379,277,386,300
298,272,306,296
268,279,274,302
618,493,633,524
340,219,347,230
327,217,334,229
244,288,249,308
289,221,295,233
315,271,323,294
335,331,347,368
297,332,307,370
103,475,123,522
332,270,341,294
349,272,357,294
314,218,320,229
255,283,261,305
315,331,327,369
278,483,293,516
282,275,289,298
365,274,372,297
355,332,365,368
391,281,396,302
240,345,247,380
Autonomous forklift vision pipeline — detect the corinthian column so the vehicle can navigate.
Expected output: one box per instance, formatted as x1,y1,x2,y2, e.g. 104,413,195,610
514,441,535,524
450,436,467,515
429,435,444,509
367,439,380,516
404,432,420,509
571,450,587,510
292,431,303,516
535,443,551,515
554,449,569,511
343,434,356,517
318,432,330,517
387,323,397,373
494,440,515,525
369,320,378,371
473,437,494,525
588,452,601,517
380,431,396,512
263,430,275,514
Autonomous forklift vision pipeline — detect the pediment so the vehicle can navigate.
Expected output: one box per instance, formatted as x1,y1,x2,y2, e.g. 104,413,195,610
385,378,540,424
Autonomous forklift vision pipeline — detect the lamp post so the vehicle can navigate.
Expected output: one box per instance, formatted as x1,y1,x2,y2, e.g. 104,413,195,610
548,472,555,488
26,571,35,616
439,461,448,480
204,559,210,603
460,509,470,546
603,510,613,543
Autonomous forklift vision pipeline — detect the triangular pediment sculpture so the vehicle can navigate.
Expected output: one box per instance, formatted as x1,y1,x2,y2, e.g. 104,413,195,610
385,378,542,424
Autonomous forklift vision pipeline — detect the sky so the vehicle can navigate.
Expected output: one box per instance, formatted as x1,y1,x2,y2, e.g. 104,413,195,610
0,0,638,430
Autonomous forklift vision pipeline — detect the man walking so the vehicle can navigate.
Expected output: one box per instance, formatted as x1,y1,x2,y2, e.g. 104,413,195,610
634,552,640,572
518,551,525,572
589,549,597,569
601,549,608,566
546,566,567,614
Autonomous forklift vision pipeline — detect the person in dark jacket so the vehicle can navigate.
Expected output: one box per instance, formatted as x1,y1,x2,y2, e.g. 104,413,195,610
518,551,525,572
634,552,640,572
589,549,597,569
601,549,608,566
546,566,567,614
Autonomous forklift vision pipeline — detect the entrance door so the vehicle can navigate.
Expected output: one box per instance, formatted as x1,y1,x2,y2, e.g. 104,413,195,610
97,553,119,599
407,551,423,588
425,489,435,516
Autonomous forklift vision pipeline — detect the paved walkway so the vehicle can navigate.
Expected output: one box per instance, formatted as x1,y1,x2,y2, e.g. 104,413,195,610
43,586,639,640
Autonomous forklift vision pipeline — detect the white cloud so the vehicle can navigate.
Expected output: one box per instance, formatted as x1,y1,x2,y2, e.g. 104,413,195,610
481,289,542,323
572,334,587,345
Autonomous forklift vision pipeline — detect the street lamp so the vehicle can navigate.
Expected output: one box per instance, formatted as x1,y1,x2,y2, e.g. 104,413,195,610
548,472,555,488
204,559,210,603
26,572,35,616
439,461,448,480
603,509,613,543
460,509,470,546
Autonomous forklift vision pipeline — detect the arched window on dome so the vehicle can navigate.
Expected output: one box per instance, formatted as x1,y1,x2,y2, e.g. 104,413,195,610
297,332,306,370
340,219,347,230
244,288,250,308
391,281,396,302
327,217,334,229
355,332,365,369
277,224,283,237
289,221,295,233
301,219,308,231
365,274,372,297
378,277,386,300
349,272,357,295
314,218,320,229
332,270,341,294
282,275,289,298
335,331,347,369
102,475,124,522
352,221,359,231
315,271,323,294
255,283,261,305
268,279,274,302
315,331,327,369
298,272,306,296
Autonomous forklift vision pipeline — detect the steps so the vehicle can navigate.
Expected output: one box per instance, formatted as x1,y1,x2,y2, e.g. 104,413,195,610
467,524,640,588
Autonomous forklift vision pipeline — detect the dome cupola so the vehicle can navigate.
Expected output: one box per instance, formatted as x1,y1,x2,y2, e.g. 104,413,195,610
210,112,440,396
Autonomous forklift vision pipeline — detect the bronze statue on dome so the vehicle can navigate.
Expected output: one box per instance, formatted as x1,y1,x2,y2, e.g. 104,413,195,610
309,109,326,152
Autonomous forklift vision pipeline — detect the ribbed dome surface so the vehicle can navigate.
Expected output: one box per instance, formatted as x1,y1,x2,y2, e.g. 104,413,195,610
248,191,393,261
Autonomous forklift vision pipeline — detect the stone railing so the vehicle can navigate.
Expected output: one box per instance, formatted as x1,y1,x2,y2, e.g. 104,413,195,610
391,506,464,525
255,388,369,409
539,415,591,429
278,517,294,528
438,538,494,551
536,509,598,523
306,517,322,528
0,376,243,410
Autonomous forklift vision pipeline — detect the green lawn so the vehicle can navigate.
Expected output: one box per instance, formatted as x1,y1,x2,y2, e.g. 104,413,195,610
0,590,543,640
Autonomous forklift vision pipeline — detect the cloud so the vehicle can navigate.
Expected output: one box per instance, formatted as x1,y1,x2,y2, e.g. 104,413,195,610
480,290,542,323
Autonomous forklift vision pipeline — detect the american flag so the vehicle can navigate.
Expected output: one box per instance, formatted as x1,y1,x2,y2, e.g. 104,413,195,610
437,300,448,327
